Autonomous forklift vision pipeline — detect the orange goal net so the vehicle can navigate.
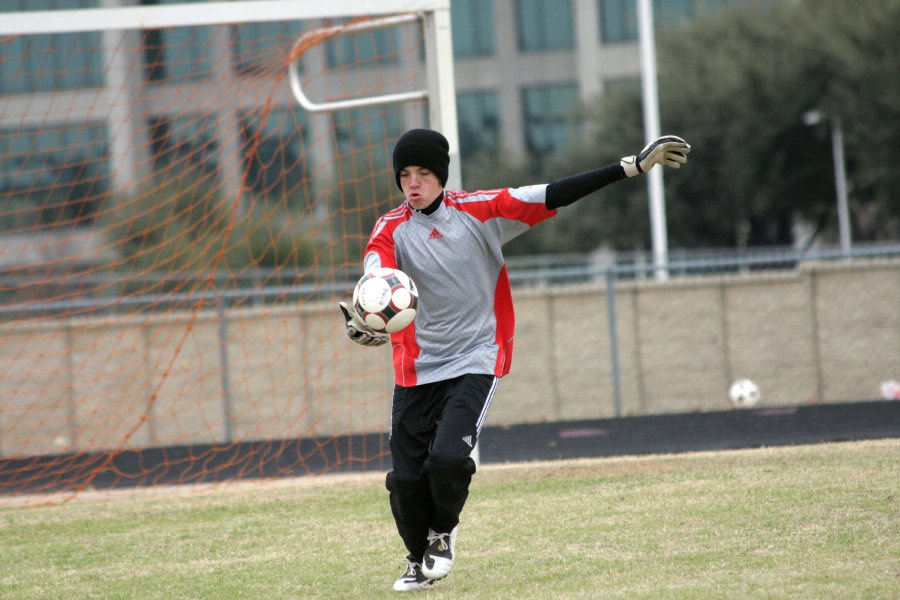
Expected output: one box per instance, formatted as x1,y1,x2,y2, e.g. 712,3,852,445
0,2,445,501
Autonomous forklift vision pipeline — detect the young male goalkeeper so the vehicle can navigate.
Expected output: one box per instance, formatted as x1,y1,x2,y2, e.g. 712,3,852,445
339,128,691,592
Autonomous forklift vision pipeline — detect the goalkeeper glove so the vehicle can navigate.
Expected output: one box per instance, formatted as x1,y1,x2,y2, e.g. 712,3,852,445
620,135,691,177
339,302,389,347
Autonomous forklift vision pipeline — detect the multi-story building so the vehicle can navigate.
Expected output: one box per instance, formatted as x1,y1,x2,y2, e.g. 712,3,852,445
0,0,735,234
452,0,735,162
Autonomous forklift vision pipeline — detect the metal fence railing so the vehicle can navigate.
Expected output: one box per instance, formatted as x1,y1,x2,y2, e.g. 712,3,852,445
1,242,899,320
505,241,900,285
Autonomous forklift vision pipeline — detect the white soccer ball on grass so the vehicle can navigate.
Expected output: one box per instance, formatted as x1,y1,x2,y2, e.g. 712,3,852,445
729,378,761,408
352,267,418,333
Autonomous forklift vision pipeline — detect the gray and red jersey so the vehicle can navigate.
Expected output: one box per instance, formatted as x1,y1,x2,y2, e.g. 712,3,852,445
364,185,557,387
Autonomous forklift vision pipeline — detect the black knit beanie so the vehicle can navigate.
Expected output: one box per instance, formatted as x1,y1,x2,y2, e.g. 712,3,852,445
392,128,450,190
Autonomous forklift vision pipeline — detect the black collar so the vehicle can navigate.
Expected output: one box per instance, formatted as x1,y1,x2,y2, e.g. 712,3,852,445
412,192,444,216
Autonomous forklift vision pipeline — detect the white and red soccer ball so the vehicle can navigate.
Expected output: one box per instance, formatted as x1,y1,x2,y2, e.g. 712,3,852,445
352,267,418,333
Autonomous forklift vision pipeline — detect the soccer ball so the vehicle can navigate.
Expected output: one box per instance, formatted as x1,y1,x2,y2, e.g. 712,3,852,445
352,267,418,333
729,378,761,408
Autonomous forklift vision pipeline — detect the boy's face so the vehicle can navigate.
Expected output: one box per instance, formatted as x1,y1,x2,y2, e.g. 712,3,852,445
399,165,443,211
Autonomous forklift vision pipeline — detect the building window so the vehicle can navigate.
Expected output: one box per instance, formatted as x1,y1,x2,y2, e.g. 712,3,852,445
456,90,500,159
142,0,212,82
517,0,575,52
452,0,495,58
232,21,306,75
239,108,309,202
332,107,401,157
522,83,579,157
148,113,219,175
599,0,638,44
325,19,400,69
0,123,109,229
600,0,737,45
0,0,103,94
331,108,400,205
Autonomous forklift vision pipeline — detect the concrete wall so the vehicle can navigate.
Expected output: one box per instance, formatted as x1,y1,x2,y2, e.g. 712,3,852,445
1,258,897,457
500,258,899,423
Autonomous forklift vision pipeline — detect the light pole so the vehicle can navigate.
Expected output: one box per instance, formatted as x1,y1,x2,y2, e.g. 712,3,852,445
637,0,668,279
803,110,851,256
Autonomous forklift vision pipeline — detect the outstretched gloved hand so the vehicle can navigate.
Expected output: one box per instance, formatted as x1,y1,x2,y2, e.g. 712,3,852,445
620,135,691,177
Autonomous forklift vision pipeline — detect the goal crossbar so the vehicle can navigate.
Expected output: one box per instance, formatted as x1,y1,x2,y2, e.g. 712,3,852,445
0,0,450,35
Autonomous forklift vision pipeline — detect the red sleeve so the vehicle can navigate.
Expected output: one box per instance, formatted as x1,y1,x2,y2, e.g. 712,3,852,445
363,205,408,270
494,188,557,226
445,188,556,226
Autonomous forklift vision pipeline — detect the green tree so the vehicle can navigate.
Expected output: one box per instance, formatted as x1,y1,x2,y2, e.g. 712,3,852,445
659,0,900,247
465,0,900,253
813,0,900,240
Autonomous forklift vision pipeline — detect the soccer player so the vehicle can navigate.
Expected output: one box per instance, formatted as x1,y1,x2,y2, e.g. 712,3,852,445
339,128,690,592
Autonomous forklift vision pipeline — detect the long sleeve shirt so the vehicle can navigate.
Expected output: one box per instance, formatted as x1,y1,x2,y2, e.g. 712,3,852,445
364,185,556,386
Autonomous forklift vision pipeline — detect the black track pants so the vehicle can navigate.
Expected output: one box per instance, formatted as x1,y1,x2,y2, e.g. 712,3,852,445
386,373,498,560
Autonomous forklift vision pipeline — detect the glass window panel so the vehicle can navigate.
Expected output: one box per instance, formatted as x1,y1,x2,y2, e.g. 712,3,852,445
522,83,579,157
232,21,306,74
332,107,401,156
163,25,212,82
600,0,738,44
0,20,103,93
456,90,500,159
240,107,309,200
0,123,110,228
544,0,575,48
29,34,59,92
56,30,104,90
141,0,212,82
599,0,638,44
34,129,60,155
517,0,574,52
452,0,495,58
329,108,400,230
325,19,400,69
148,113,219,175
0,35,27,94
0,0,90,9
517,0,542,50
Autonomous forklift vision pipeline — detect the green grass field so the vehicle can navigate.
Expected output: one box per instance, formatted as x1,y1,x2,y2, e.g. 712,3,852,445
2,439,899,599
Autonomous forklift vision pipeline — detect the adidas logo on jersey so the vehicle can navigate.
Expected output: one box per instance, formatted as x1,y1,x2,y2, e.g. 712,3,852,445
428,228,443,240
462,435,473,448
